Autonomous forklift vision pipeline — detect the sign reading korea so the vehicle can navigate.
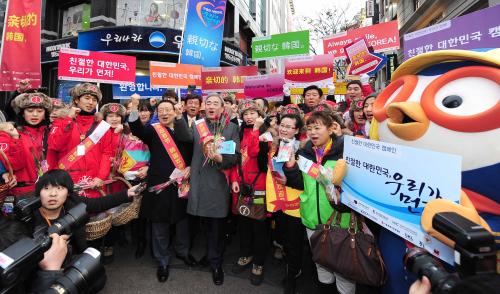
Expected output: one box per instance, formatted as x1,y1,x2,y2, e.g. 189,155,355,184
344,38,384,76
244,74,284,101
341,136,462,264
403,5,500,59
252,30,310,60
285,54,334,88
323,21,400,58
149,61,202,88
58,48,136,84
202,66,258,92
0,0,42,90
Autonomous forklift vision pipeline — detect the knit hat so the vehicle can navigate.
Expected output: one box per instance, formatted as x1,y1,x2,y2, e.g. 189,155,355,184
13,92,52,114
238,100,264,117
71,83,102,103
100,103,126,119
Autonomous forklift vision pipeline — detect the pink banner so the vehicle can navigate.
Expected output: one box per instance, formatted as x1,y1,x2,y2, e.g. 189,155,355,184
58,48,136,84
0,0,42,91
285,54,334,86
244,73,284,101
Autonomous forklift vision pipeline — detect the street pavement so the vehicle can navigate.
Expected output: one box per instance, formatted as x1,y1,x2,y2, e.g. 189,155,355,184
100,224,320,294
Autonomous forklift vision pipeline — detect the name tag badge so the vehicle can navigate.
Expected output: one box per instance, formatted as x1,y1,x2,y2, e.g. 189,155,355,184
77,144,85,156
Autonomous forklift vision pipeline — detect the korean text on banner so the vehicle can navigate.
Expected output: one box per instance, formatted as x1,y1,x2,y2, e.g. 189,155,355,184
113,76,167,99
252,30,309,60
344,38,384,76
179,0,227,66
150,61,202,88
0,0,42,91
285,54,334,88
58,48,136,84
244,74,284,101
202,66,258,92
341,136,462,265
403,5,500,59
323,20,399,59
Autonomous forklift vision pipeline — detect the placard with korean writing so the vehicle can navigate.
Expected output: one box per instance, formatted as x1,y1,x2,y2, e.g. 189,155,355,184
150,61,202,88
341,136,461,264
403,5,500,59
252,30,309,60
0,0,42,90
113,76,167,99
344,38,385,76
285,54,334,88
202,66,257,92
244,74,284,101
323,20,400,59
179,0,227,66
58,48,136,84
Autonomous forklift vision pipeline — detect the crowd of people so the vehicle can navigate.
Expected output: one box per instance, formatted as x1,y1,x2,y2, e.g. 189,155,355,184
0,78,417,294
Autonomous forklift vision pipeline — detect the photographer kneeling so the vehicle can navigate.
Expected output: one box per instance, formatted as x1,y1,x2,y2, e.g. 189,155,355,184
29,169,141,292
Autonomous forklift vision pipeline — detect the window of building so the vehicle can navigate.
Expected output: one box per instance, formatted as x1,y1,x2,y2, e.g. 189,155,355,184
61,3,90,37
116,0,186,29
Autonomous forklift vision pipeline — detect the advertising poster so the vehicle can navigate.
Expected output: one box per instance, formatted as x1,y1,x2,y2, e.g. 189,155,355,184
58,48,137,84
149,61,202,87
0,0,42,90
341,136,462,264
62,3,90,37
323,20,400,58
179,0,227,66
202,65,258,92
252,30,309,60
113,76,167,99
244,73,284,101
116,0,186,29
403,5,500,59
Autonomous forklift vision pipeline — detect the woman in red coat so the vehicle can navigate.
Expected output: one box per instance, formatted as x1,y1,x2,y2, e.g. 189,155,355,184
0,92,52,196
48,83,114,198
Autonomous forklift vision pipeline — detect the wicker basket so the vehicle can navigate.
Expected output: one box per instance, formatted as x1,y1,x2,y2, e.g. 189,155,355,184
85,213,113,241
0,149,14,204
109,177,143,226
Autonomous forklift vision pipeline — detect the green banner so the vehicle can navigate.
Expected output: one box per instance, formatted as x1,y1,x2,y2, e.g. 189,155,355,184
251,30,309,60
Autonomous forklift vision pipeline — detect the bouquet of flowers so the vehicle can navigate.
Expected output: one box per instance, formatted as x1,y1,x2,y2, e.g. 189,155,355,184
201,111,231,166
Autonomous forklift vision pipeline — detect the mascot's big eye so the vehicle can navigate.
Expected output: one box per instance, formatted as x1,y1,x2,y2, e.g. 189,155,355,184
421,66,500,132
442,95,463,108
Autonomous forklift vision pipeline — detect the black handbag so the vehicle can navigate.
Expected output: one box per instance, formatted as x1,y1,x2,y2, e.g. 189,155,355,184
236,162,266,220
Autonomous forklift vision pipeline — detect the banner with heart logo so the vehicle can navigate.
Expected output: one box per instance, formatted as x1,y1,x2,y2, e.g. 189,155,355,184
180,0,227,67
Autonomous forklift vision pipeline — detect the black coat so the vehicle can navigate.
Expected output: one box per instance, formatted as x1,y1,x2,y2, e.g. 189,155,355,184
129,118,191,223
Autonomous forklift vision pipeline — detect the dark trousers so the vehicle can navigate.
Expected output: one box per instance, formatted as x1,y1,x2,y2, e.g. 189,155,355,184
151,217,190,267
198,216,226,269
275,211,305,276
238,215,270,266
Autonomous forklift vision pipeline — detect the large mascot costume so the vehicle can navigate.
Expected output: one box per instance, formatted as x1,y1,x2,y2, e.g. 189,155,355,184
371,49,499,293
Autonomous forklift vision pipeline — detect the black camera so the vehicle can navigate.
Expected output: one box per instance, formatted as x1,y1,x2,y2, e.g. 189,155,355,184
0,203,88,293
1,195,41,223
403,212,496,293
39,248,104,294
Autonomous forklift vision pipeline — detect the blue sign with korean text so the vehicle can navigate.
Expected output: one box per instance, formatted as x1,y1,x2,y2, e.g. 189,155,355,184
341,136,461,264
78,26,183,54
112,76,167,99
180,0,227,66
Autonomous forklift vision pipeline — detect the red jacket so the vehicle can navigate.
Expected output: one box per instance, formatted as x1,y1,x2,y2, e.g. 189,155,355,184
48,114,114,198
238,127,266,191
0,125,47,196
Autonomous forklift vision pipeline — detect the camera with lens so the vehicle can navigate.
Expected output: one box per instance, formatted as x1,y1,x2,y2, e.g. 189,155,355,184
0,203,88,293
403,212,496,293
1,195,41,223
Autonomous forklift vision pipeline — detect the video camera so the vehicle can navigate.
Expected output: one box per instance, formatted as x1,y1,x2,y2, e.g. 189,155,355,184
403,211,496,293
39,248,104,294
0,203,88,293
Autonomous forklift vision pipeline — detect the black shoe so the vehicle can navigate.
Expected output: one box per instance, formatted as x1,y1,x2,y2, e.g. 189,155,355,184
198,256,209,268
135,241,146,259
212,267,224,286
176,254,198,267
250,264,264,286
156,266,169,283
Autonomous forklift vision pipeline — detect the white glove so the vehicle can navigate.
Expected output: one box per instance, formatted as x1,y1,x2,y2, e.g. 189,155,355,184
283,84,291,96
327,84,336,95
360,74,370,85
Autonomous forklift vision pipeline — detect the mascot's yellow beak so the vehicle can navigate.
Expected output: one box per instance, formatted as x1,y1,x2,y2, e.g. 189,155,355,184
386,102,430,141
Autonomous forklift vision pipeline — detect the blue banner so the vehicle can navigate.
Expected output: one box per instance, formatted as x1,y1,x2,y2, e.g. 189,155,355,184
112,76,167,99
57,80,81,104
180,0,227,66
341,136,461,264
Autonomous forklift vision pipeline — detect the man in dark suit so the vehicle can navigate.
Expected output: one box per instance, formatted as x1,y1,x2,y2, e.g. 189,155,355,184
183,94,202,128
